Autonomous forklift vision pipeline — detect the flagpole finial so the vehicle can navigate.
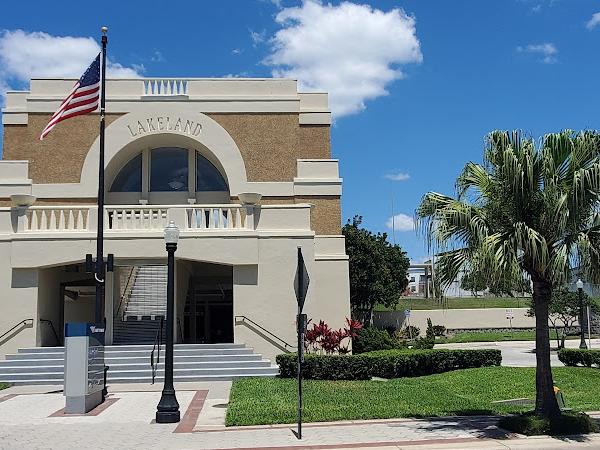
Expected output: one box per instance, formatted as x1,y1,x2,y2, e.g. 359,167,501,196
101,26,108,35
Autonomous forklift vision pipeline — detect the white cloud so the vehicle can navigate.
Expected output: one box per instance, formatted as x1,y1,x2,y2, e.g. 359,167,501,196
249,29,267,47
0,29,142,102
150,50,164,62
222,71,250,78
231,48,243,55
516,42,558,64
384,171,410,181
586,12,600,30
264,0,422,118
386,213,415,232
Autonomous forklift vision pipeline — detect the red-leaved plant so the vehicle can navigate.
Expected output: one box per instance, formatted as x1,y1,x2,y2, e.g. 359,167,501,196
304,318,362,354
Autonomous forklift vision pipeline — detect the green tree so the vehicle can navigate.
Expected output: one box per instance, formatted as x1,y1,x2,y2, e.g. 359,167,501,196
460,268,531,297
460,270,487,297
528,287,599,349
417,130,600,419
342,215,410,324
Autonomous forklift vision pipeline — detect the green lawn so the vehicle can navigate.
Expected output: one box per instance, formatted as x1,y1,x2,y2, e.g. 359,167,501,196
437,330,537,343
226,367,600,426
437,330,600,343
375,297,529,311
0,383,7,390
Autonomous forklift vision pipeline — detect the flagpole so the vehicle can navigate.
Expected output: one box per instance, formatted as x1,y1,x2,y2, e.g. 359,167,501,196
95,26,108,325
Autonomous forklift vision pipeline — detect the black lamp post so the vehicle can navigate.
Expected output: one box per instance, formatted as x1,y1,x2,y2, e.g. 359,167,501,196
156,220,180,423
576,278,588,350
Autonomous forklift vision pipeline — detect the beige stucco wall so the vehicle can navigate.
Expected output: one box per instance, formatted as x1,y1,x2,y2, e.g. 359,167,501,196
373,308,537,333
0,246,37,358
0,201,349,361
3,113,330,185
209,114,330,182
233,237,350,361
297,196,342,235
3,114,121,184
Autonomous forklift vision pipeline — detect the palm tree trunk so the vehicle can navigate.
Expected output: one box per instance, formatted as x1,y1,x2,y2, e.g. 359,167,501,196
532,279,561,419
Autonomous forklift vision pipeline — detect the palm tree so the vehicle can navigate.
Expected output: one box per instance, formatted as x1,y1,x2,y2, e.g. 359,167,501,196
417,130,600,419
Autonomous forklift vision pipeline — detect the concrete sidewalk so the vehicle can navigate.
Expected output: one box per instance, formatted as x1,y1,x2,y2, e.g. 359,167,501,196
436,338,600,367
1,384,599,449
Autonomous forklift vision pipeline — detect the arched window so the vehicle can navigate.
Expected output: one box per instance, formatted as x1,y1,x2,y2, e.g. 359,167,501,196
110,153,142,192
109,147,228,195
150,147,188,192
196,153,228,191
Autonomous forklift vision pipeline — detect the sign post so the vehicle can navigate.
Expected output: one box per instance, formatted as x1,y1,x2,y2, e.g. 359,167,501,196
506,309,514,333
404,309,412,339
294,247,309,440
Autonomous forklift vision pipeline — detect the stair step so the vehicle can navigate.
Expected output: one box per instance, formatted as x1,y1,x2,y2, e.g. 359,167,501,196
1,340,276,385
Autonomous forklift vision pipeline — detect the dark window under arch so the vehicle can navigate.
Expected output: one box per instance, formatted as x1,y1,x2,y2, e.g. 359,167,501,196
110,153,142,192
109,148,229,194
196,153,228,192
151,147,188,192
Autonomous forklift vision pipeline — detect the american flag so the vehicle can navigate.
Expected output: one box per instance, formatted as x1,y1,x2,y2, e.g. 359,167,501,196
39,53,101,140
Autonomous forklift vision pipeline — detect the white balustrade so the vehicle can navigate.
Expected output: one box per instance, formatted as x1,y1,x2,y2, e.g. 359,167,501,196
185,205,247,230
105,207,168,230
23,207,88,232
143,79,188,96
15,205,255,233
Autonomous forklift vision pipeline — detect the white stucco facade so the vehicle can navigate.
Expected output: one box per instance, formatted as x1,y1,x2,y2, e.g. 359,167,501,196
0,78,350,362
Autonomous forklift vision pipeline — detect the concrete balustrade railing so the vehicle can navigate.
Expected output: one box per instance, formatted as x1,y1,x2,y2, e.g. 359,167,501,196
6,204,312,235
20,206,89,232
185,205,247,230
143,79,188,96
105,207,169,230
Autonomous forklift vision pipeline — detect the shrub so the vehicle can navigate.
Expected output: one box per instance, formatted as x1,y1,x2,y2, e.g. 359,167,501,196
305,318,362,354
432,325,446,337
396,325,420,339
498,411,599,435
276,348,502,380
412,337,435,349
412,319,436,349
352,327,399,354
557,349,600,368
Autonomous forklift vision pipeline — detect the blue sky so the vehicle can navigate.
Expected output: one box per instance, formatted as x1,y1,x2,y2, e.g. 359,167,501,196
1,0,600,262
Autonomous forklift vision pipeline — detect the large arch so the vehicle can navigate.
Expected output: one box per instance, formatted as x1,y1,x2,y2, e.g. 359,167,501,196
79,105,248,196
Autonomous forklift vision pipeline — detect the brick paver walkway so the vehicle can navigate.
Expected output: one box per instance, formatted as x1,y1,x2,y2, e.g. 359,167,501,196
0,388,598,449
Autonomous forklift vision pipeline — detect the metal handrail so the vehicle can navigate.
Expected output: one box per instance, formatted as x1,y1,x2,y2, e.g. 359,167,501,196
0,319,34,343
115,267,137,319
39,319,61,346
177,317,183,343
234,315,295,350
150,317,164,384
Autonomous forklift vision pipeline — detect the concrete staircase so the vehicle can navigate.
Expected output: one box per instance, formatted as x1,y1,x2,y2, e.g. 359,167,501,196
113,318,162,345
0,343,279,385
112,265,167,345
123,265,167,319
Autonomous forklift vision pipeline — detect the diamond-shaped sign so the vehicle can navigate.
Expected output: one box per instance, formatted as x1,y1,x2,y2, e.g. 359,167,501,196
294,247,310,312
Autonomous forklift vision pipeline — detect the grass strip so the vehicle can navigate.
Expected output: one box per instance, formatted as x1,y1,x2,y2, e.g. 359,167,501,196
226,367,600,426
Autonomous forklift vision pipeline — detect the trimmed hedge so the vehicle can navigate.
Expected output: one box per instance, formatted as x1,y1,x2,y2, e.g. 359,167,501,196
276,349,502,380
352,327,403,354
498,411,599,435
558,349,600,368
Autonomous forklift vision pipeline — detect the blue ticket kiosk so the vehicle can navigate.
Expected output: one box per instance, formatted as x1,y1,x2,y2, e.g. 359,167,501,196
64,322,105,413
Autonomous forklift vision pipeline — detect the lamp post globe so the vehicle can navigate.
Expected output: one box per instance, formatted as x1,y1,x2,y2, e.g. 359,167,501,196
156,220,180,423
576,278,588,350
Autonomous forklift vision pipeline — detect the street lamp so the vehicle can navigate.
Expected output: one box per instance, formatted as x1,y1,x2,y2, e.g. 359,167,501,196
576,278,588,350
156,220,180,423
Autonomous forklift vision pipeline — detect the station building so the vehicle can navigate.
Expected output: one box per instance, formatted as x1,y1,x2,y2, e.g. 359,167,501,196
0,77,350,381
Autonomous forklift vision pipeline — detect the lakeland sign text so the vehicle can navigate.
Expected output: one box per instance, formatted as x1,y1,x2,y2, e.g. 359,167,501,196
126,116,203,137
